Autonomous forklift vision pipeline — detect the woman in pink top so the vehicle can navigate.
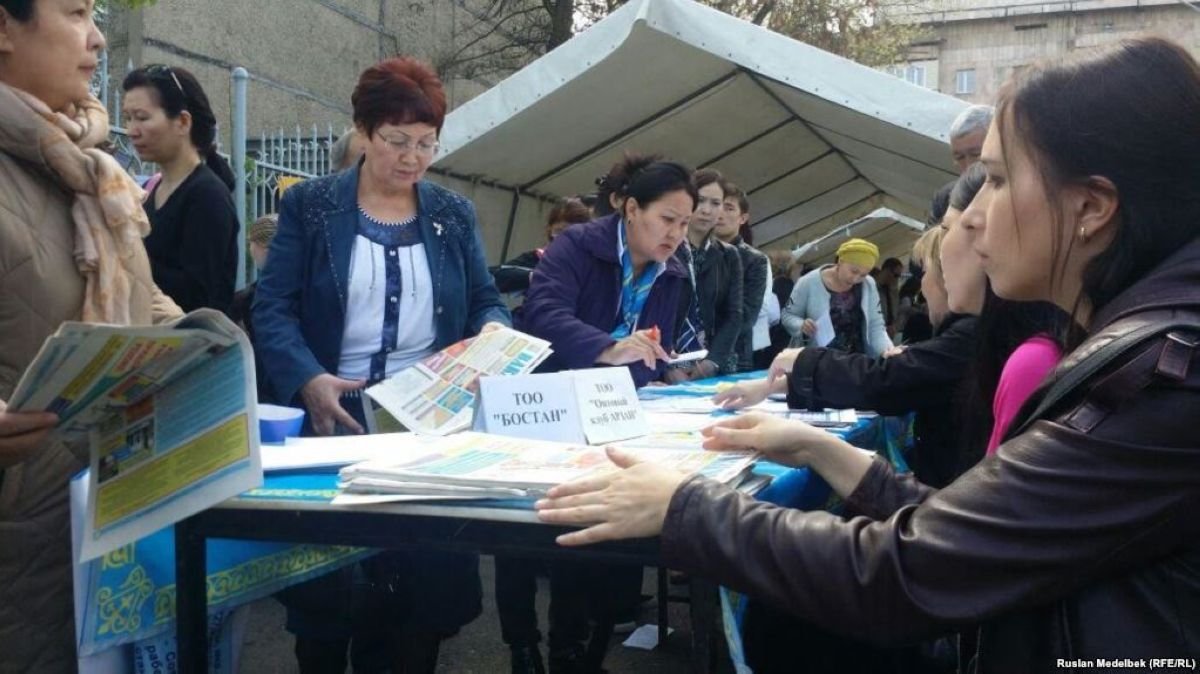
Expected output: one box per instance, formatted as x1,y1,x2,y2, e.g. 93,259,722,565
987,335,1061,453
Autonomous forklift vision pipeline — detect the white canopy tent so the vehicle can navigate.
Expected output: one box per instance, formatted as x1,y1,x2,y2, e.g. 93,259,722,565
429,0,968,263
793,208,929,266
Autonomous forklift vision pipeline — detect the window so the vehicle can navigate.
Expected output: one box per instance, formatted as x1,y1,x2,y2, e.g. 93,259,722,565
888,63,926,87
955,68,976,95
885,61,935,90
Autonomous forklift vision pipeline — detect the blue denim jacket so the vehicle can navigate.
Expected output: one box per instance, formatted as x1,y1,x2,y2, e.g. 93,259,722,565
252,165,511,405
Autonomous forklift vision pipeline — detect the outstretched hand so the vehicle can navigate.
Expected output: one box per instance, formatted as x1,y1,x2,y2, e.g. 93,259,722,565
535,447,689,546
700,412,834,468
712,378,784,410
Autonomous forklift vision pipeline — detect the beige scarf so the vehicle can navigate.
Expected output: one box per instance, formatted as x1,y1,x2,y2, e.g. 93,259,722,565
0,82,150,325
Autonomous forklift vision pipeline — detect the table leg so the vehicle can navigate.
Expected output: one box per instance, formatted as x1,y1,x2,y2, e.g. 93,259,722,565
175,515,208,674
689,577,719,673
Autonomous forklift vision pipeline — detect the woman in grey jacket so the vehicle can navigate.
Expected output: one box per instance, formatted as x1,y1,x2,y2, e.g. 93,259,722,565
781,238,893,357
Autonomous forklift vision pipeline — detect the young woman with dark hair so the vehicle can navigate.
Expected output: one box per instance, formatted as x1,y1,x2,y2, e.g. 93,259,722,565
538,37,1200,670
707,164,1018,674
0,1,183,669
123,64,240,313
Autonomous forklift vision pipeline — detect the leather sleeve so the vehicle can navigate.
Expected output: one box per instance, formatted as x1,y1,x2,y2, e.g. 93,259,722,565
491,250,540,294
843,455,936,520
741,251,768,334
661,373,1200,646
707,246,743,373
787,317,976,414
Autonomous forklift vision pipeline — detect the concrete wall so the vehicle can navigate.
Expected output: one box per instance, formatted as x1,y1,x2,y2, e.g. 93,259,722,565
103,0,539,141
889,2,1200,105
933,3,1200,104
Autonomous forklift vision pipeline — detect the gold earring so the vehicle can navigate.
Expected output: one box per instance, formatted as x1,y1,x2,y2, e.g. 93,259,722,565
1079,226,1088,241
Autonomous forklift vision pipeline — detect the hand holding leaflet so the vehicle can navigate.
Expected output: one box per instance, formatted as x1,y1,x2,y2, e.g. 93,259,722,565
11,309,262,561
366,327,553,436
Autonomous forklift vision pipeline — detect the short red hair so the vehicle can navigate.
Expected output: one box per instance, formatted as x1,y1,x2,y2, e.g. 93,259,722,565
352,56,447,136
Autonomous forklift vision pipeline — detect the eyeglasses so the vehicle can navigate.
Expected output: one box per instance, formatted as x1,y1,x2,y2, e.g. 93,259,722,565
145,64,186,98
378,132,440,157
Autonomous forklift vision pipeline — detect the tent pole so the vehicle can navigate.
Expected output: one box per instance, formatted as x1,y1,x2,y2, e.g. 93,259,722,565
753,176,864,226
695,118,793,169
756,190,883,248
745,150,837,196
500,189,520,262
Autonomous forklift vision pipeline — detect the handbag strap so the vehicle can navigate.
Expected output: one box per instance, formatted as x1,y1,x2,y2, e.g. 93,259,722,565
1010,309,1200,437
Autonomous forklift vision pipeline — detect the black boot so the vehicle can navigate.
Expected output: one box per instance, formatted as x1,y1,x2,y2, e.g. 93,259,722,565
549,641,607,674
548,644,585,674
510,644,546,674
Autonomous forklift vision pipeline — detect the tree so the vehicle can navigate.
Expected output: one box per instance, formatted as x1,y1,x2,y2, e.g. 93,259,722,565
434,0,570,84
437,0,929,87
700,0,930,67
93,0,157,25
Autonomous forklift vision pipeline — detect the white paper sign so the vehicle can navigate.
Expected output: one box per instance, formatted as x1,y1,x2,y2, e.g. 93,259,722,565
475,372,586,443
814,313,836,347
571,368,649,445
475,368,647,445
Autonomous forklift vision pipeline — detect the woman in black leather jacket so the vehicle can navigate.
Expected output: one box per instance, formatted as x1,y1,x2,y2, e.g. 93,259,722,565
537,37,1200,672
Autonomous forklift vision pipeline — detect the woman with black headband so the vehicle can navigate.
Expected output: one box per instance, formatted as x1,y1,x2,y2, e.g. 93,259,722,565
123,64,240,314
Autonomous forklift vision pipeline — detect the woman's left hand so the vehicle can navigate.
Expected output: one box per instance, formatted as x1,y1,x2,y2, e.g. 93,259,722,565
480,321,507,334
767,348,803,384
535,447,689,546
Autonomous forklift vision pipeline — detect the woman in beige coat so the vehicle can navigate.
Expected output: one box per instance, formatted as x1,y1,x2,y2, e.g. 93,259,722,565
0,1,181,670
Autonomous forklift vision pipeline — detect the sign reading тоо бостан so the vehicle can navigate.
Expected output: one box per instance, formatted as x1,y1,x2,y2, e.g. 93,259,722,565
474,368,648,444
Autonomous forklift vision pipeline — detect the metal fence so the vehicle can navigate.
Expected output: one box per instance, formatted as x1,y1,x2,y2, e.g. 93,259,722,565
247,125,337,224
95,54,341,288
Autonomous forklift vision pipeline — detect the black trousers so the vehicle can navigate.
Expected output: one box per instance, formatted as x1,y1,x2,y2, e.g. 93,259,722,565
494,557,642,661
280,551,481,673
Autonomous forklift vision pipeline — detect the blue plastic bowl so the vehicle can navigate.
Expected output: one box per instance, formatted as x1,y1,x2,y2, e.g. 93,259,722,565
258,404,305,444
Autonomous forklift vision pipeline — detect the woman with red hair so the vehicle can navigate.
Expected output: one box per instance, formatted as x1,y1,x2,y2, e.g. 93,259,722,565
255,56,509,673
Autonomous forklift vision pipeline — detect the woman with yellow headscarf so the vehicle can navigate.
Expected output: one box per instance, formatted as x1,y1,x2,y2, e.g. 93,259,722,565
779,238,894,357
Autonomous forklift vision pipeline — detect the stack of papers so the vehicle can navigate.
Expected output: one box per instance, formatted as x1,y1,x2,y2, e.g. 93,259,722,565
335,431,756,504
365,327,553,436
261,433,412,473
639,397,860,427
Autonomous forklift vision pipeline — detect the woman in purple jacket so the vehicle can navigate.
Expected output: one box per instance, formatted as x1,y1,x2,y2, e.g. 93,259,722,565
518,154,698,387
502,154,696,673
